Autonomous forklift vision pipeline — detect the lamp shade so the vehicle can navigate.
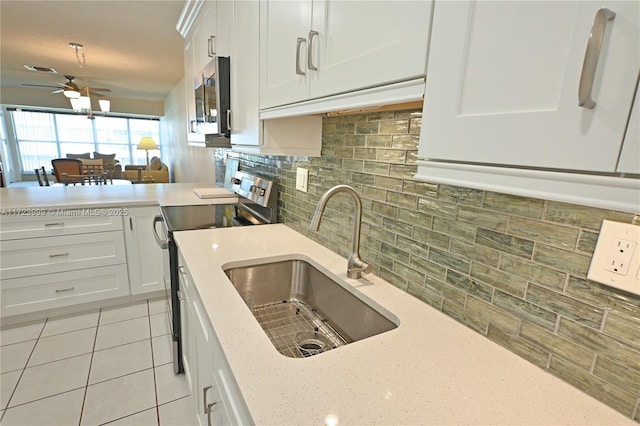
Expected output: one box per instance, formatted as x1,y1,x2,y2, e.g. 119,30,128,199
137,137,159,150
63,89,81,99
99,99,110,113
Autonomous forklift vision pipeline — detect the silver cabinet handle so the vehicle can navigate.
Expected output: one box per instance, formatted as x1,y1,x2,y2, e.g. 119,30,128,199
152,215,169,249
49,252,69,258
203,385,212,415
206,402,218,426
55,287,74,293
226,110,232,132
578,8,616,109
177,290,186,301
308,30,319,71
44,222,64,227
295,37,306,76
179,265,186,275
208,36,216,57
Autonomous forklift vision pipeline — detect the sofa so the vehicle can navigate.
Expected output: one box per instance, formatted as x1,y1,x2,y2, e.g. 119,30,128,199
66,152,122,179
121,156,169,183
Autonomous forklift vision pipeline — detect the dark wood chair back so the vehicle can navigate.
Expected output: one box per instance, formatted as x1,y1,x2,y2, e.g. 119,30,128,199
34,166,50,186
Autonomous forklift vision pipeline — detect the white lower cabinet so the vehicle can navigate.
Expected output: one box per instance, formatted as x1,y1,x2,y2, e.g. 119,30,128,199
178,251,251,425
123,207,164,295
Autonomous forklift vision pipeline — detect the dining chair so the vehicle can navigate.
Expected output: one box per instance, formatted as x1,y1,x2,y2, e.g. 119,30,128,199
51,158,84,185
34,167,50,186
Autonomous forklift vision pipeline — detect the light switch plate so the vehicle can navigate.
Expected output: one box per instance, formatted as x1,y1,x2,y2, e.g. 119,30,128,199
296,167,308,192
587,220,640,295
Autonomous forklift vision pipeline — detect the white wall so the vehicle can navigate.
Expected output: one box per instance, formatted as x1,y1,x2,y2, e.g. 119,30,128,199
160,77,217,183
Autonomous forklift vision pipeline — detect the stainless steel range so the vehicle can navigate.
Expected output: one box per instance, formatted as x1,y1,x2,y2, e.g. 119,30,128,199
153,171,276,374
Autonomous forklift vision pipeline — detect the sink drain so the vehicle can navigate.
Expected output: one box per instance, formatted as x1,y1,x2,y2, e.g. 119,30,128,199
294,331,332,357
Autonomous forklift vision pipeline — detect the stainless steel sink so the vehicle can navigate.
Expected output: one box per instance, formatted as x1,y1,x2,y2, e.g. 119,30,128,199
224,259,398,358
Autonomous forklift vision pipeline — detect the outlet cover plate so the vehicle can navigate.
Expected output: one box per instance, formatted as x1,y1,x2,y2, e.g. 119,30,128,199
296,167,308,192
587,220,640,296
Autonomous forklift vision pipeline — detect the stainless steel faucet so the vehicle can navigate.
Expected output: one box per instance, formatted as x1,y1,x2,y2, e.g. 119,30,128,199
310,185,372,279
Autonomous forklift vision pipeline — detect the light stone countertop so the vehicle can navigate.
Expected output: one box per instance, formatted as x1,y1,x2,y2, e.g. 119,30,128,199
0,183,237,210
174,224,636,426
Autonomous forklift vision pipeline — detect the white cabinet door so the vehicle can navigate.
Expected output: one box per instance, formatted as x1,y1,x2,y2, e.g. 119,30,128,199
309,0,431,100
259,0,313,108
617,82,640,174
215,0,232,57
124,207,164,295
419,0,639,172
185,39,206,145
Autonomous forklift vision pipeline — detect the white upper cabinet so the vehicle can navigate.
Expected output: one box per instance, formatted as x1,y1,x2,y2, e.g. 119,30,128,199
418,0,639,173
259,0,433,110
617,81,639,174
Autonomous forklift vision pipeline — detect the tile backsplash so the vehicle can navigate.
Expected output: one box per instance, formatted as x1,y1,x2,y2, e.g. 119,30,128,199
215,108,640,421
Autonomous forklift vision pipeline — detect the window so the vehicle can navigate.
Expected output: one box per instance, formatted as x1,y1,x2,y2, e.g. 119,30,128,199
10,109,160,173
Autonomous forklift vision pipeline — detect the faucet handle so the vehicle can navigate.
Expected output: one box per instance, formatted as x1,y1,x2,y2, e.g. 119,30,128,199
347,257,372,279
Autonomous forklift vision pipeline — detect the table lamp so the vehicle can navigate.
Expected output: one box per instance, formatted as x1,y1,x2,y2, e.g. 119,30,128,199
137,137,159,170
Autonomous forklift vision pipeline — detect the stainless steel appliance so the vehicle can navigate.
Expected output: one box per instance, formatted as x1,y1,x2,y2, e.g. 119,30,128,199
192,56,231,147
153,171,276,374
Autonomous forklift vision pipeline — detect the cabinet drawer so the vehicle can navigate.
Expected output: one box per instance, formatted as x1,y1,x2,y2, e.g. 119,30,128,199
0,231,126,279
1,264,130,317
0,209,124,241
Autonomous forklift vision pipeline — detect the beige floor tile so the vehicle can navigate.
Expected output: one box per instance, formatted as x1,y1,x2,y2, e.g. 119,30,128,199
28,328,96,367
1,388,84,426
158,396,197,426
104,408,158,425
151,334,172,367
89,340,153,385
149,313,170,338
154,363,190,405
9,354,91,407
0,340,36,374
81,369,156,426
41,310,100,337
1,370,21,409
94,316,150,351
100,301,149,326
148,298,168,315
0,321,44,346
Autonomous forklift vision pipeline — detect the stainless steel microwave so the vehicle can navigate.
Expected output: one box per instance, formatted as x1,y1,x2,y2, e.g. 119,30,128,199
194,56,231,142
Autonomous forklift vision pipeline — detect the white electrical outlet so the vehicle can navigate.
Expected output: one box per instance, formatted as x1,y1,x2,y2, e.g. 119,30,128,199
588,220,640,295
296,167,308,192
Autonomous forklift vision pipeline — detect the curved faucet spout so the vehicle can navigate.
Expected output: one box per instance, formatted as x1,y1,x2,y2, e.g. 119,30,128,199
310,185,372,279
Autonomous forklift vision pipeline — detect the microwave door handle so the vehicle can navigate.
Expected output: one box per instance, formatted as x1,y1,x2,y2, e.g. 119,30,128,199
226,110,232,132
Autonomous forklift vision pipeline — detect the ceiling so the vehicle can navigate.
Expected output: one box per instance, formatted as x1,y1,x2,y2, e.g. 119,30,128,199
0,1,186,105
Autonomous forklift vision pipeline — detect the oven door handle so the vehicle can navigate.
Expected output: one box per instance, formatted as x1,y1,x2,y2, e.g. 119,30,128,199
152,215,169,249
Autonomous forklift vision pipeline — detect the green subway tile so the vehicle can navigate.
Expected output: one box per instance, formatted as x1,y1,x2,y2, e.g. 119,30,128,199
417,198,458,220
324,157,343,168
427,276,467,307
324,147,355,159
412,226,451,250
433,217,476,243
362,210,384,227
507,217,579,250
366,111,395,121
355,121,379,134
471,263,527,297
407,282,442,309
391,134,419,149
549,357,638,418
368,225,396,245
457,205,508,232
381,242,411,264
398,208,433,229
520,322,594,370
342,159,364,172
466,296,520,334
361,185,386,202
394,261,426,286
334,122,356,135
533,244,591,277
353,148,377,160
450,239,500,268
545,202,634,230
406,151,418,164
322,122,337,135
322,134,344,147
487,326,549,369
373,176,404,191
371,200,399,218
379,267,407,291
437,185,484,206
475,228,534,259
379,119,409,134
594,355,640,395
389,164,417,179
366,135,393,148
377,149,407,163
577,230,598,254
396,235,429,259
408,117,422,134
604,312,640,348
351,172,375,186
493,289,558,330
526,284,604,328
372,252,394,271
483,192,545,219
402,181,438,198
344,134,366,147
410,255,447,282
446,270,493,302
386,191,418,209
363,161,390,175
394,110,421,119
443,299,467,324
498,254,566,292
566,276,640,321
383,217,413,238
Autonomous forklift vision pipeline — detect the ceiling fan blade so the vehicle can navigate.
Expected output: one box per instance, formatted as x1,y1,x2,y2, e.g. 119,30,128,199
87,87,111,93
22,83,59,89
52,89,63,94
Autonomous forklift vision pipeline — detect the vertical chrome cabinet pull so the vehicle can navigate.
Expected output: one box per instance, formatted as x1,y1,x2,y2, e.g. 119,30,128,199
55,287,74,293
226,110,232,131
308,30,319,71
206,402,218,426
49,252,69,258
44,222,64,227
578,8,616,109
295,37,307,76
208,36,216,57
203,385,212,415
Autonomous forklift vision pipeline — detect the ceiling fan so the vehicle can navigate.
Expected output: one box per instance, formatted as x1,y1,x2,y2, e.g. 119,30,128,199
23,75,111,98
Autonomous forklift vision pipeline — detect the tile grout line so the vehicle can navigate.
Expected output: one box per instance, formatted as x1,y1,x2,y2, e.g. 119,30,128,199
77,307,102,426
147,299,162,426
